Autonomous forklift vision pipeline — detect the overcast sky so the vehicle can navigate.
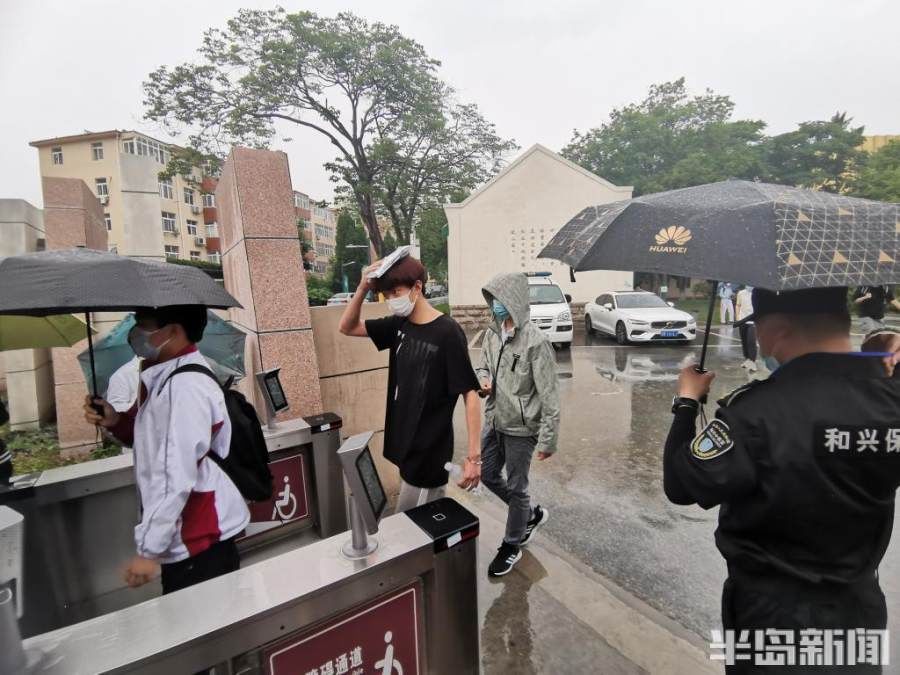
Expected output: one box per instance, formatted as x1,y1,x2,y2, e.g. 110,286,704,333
2,0,898,208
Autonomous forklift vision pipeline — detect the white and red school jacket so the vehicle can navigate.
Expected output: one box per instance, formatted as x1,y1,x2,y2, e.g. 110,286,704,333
111,346,250,564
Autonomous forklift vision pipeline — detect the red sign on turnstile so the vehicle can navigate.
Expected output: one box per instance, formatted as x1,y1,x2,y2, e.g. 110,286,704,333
263,582,422,675
242,454,310,539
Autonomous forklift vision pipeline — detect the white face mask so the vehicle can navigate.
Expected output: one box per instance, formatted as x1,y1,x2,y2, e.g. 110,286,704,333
387,290,417,317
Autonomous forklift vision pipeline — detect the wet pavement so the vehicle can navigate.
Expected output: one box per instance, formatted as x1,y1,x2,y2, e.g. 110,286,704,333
454,321,900,673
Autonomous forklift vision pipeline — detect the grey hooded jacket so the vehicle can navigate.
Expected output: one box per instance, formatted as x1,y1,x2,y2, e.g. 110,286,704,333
476,273,561,455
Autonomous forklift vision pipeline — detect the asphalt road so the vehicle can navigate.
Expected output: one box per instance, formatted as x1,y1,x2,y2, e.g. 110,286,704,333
453,322,900,672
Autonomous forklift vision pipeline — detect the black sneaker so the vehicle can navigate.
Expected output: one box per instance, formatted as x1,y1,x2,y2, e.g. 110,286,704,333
488,542,522,577
519,505,549,546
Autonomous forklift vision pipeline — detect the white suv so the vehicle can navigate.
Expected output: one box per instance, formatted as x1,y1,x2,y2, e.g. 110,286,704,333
526,273,573,348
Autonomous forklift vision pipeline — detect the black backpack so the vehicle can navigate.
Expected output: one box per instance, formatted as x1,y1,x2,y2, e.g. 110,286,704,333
164,364,273,502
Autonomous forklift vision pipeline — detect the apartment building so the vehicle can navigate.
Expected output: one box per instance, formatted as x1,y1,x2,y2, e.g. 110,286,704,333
293,190,337,276
29,130,220,263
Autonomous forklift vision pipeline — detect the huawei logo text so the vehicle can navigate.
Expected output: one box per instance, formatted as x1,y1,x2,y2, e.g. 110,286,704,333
649,226,692,254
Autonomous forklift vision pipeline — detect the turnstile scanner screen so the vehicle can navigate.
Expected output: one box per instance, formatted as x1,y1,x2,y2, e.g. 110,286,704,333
356,448,386,519
263,370,288,411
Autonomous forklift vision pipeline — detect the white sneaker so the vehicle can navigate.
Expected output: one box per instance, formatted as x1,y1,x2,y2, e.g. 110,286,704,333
740,359,751,369
747,360,758,372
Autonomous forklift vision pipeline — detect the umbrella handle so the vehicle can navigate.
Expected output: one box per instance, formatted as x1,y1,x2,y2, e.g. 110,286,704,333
85,312,105,417
697,280,718,373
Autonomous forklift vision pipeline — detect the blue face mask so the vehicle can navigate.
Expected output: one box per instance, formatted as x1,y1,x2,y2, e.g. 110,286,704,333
763,355,780,372
492,299,509,322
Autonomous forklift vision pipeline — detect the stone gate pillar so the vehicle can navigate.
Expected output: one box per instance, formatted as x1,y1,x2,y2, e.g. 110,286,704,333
42,177,109,453
216,148,323,421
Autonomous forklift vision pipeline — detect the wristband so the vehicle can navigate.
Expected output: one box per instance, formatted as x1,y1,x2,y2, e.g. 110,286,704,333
671,396,700,414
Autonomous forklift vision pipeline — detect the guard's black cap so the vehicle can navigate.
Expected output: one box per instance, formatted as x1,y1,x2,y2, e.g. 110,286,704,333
738,287,848,325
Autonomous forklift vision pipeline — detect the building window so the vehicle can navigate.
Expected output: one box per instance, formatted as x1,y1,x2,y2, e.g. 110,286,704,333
183,187,194,205
51,146,63,164
190,251,201,261
104,214,111,231
161,211,177,233
91,142,104,161
186,220,198,236
164,245,179,259
202,193,215,208
313,205,327,219
207,252,221,265
95,178,109,198
159,178,173,200
206,222,219,238
123,136,169,164
315,224,333,240
315,243,334,257
294,193,310,209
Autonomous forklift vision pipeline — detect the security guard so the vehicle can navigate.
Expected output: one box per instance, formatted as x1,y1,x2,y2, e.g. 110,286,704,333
664,287,900,674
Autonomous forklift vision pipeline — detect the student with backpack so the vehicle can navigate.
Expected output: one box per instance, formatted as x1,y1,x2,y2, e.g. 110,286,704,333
84,305,252,594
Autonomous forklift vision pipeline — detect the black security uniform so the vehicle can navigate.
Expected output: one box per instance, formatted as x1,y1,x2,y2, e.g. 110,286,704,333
665,351,900,673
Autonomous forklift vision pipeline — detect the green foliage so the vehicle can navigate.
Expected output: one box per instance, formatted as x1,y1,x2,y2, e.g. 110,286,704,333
382,231,398,255
332,210,370,293
563,80,871,198
416,204,450,283
853,140,900,202
762,112,865,193
562,78,767,196
167,256,223,278
305,273,333,306
1,424,122,474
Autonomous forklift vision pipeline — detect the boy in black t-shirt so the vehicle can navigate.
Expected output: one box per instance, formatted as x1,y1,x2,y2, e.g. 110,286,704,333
339,255,482,511
853,286,900,335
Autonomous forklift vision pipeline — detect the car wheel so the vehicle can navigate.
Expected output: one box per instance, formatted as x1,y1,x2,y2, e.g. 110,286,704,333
585,316,594,335
615,322,629,345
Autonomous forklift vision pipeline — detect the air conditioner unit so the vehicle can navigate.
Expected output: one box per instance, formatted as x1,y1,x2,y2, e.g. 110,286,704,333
99,195,109,205
191,205,201,214
194,236,206,247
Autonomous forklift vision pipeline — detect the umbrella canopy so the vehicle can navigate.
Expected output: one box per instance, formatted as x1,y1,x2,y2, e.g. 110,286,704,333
539,180,900,291
77,311,247,395
0,248,240,316
0,314,93,351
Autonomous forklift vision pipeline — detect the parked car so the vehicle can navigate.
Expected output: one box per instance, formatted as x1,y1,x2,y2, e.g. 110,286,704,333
584,291,696,345
526,272,573,348
326,292,354,306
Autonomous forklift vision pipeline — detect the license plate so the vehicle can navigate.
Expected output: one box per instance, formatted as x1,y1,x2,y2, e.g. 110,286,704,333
661,330,679,338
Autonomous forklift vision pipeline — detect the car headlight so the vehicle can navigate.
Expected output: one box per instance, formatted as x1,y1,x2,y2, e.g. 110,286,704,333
558,311,571,321
628,319,649,326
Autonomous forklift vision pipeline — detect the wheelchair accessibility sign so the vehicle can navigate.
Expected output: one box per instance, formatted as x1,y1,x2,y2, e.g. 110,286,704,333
263,582,422,675
243,453,310,538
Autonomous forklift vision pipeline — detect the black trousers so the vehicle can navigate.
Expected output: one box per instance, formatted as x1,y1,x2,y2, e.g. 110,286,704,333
160,537,240,595
722,569,886,674
739,322,758,362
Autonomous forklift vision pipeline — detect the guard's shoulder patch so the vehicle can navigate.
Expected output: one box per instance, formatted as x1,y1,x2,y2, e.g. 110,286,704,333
717,379,766,408
691,419,735,460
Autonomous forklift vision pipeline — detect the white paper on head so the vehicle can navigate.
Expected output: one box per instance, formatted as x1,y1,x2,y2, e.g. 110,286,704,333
367,245,411,279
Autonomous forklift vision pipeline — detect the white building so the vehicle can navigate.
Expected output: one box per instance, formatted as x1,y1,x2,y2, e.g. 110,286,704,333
444,144,633,310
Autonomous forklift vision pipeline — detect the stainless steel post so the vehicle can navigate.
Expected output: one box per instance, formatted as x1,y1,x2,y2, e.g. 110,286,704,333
341,495,377,559
305,414,348,538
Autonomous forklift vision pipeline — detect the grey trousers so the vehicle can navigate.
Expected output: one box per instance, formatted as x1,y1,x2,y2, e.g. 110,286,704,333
859,316,886,336
481,427,536,545
395,479,446,513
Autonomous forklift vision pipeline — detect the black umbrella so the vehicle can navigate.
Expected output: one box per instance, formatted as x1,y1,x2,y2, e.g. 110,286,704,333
539,180,900,368
0,248,241,405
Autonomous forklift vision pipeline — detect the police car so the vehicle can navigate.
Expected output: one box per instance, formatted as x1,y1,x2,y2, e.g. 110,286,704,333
526,272,573,348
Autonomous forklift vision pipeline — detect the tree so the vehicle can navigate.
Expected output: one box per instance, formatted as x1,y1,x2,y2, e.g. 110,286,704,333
853,140,900,202
382,231,398,255
372,98,516,245
562,78,767,196
761,112,865,193
331,210,370,292
143,8,446,254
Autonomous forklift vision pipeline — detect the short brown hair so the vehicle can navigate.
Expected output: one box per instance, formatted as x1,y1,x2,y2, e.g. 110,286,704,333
373,256,427,294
